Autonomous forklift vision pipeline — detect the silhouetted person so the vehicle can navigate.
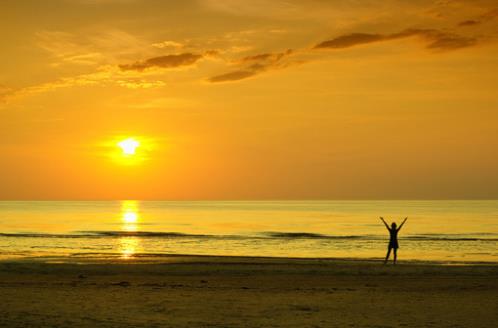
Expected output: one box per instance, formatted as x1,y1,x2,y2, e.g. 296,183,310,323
380,217,407,265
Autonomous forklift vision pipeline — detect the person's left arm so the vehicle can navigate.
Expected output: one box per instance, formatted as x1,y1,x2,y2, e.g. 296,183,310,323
397,217,408,231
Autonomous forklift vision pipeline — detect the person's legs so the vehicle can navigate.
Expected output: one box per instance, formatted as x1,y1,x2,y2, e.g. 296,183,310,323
384,247,392,264
393,248,397,265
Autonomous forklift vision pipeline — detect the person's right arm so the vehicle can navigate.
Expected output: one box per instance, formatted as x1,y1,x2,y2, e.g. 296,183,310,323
380,217,390,230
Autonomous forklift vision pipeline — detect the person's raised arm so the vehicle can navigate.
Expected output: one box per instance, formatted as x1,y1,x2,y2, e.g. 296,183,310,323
380,217,390,230
397,217,408,231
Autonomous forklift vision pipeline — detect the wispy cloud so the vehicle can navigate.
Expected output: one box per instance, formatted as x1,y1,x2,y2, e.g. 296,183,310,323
457,8,498,27
315,33,385,49
36,29,152,66
458,20,479,27
200,0,299,18
119,53,204,71
115,79,166,89
315,28,477,52
208,70,258,83
10,5,494,96
69,0,138,4
209,25,478,84
0,85,14,103
208,49,293,82
36,31,104,65
239,50,292,63
3,66,167,103
151,40,185,49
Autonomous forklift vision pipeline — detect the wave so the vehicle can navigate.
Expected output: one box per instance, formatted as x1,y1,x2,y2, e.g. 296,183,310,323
1,231,497,242
0,231,217,239
80,231,212,238
262,232,364,239
0,231,371,240
404,235,498,241
260,232,498,241
0,233,87,238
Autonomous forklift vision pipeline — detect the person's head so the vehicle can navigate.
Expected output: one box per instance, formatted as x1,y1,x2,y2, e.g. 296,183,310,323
391,222,397,229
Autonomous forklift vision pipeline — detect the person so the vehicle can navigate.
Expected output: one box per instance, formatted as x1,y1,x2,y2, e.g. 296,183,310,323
380,217,407,265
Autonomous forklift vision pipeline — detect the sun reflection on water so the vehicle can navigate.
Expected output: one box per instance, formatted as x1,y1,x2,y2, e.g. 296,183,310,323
119,237,139,259
121,200,139,230
119,200,141,258
123,211,138,224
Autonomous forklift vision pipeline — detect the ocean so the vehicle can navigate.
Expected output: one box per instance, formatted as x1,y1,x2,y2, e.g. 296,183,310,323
0,200,497,263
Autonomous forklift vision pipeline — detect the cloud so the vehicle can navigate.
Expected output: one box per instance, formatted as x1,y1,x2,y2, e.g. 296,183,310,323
209,25,477,84
208,70,257,82
151,40,184,49
119,53,204,71
397,29,477,51
207,25,478,84
116,79,166,89
314,33,384,49
416,30,476,51
199,0,389,23
458,20,479,27
457,8,498,27
200,0,299,18
208,49,293,82
239,50,293,63
36,31,104,65
69,0,138,4
36,29,152,67
0,85,14,103
3,66,168,103
315,28,477,52
482,8,498,20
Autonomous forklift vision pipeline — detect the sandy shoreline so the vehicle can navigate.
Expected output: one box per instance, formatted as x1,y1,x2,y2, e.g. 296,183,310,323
1,256,497,327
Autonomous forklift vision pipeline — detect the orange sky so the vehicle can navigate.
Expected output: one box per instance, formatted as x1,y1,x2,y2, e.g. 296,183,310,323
1,0,498,200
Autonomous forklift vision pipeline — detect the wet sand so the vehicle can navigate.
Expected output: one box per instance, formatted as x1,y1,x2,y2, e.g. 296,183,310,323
0,256,497,327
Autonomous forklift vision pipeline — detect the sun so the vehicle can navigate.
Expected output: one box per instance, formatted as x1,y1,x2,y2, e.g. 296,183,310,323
118,138,140,155
106,135,154,165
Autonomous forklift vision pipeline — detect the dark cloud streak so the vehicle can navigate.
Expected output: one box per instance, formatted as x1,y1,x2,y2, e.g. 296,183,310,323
119,53,203,71
458,20,479,27
315,28,476,52
314,33,384,49
457,8,498,27
208,70,257,83
208,49,293,83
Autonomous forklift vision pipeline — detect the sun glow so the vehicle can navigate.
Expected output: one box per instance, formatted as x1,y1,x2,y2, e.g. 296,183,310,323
118,138,140,155
105,135,155,165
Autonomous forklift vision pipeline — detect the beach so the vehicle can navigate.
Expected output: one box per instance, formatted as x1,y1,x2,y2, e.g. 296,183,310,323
1,256,497,327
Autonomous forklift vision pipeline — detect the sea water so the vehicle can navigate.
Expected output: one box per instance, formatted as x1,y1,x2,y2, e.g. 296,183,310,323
0,201,497,263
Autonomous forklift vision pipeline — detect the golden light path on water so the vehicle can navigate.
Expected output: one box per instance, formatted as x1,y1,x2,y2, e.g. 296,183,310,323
119,200,141,259
0,201,497,262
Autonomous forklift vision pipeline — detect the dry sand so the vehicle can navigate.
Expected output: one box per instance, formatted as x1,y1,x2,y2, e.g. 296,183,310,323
0,256,497,327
